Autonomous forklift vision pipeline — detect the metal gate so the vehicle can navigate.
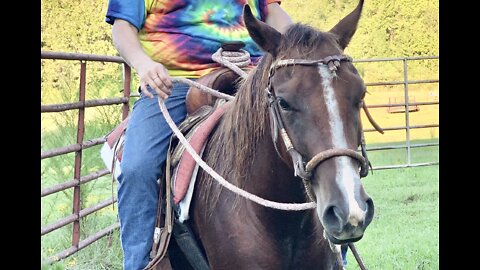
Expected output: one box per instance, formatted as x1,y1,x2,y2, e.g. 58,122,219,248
41,51,131,264
41,52,438,265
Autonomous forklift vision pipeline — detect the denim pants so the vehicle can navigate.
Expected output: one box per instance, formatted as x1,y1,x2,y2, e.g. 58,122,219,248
341,244,348,266
117,82,190,270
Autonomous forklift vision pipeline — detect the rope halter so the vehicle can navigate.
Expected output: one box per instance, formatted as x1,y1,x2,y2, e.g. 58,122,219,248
265,55,370,181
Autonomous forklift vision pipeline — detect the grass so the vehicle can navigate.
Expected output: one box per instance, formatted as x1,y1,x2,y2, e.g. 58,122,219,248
366,139,439,167
342,141,439,269
41,116,122,269
346,165,439,269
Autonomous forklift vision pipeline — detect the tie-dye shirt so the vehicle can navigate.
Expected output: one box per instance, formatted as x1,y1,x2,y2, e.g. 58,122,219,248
106,0,279,78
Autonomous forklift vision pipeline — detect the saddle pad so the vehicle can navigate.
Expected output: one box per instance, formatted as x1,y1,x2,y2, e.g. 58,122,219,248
173,101,231,204
100,117,129,180
176,144,206,223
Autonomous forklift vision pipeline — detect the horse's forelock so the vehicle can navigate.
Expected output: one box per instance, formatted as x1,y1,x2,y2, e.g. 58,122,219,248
278,23,342,59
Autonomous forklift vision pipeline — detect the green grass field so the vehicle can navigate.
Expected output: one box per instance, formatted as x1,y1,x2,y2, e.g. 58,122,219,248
41,136,439,269
345,165,439,269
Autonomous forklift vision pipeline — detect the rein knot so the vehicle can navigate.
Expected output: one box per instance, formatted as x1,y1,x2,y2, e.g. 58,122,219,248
211,45,251,79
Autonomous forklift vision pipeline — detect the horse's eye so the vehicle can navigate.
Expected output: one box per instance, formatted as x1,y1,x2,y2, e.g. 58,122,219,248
277,98,292,111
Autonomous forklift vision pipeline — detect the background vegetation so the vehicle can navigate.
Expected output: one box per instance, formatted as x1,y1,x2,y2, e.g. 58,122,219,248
41,0,439,106
41,0,439,269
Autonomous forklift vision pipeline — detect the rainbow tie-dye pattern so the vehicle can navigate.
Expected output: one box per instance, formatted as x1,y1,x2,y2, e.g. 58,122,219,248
107,0,276,78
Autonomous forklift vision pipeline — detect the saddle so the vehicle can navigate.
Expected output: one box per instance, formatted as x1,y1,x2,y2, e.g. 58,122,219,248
185,66,251,114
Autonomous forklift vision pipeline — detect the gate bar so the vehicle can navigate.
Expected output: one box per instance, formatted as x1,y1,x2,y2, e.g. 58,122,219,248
41,169,110,197
41,137,105,159
41,97,129,113
41,197,117,235
72,61,86,248
43,222,120,265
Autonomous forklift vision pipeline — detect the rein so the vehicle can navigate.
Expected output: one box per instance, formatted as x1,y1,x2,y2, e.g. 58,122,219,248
156,51,383,210
157,94,316,211
157,48,317,211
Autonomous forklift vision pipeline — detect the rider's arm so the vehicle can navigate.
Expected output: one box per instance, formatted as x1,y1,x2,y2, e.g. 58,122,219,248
265,2,294,33
112,19,172,99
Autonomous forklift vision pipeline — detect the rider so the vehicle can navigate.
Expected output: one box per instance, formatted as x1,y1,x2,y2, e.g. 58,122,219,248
105,1,292,269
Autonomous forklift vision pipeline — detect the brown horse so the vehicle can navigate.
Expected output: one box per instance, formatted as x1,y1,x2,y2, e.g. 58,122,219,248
177,1,373,269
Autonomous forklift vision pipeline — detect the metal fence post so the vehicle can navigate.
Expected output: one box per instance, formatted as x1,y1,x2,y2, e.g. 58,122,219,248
72,60,87,247
403,58,411,166
122,64,131,120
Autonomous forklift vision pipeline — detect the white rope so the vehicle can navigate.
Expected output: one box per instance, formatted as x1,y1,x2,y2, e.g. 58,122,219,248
156,48,316,211
172,77,234,101
158,95,316,210
211,48,249,79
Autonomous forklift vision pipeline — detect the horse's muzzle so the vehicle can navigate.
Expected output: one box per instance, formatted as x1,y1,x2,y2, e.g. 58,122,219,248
321,197,374,243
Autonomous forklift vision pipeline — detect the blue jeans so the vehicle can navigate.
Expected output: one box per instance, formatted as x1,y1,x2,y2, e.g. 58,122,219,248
341,244,348,266
117,82,190,270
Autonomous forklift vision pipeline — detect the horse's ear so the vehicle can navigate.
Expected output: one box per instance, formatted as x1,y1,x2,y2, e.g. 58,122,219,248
329,0,364,49
243,4,281,57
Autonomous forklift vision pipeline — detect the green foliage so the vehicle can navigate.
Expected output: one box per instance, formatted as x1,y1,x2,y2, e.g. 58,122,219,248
41,0,115,54
282,0,439,58
282,0,439,82
40,0,439,106
41,0,130,117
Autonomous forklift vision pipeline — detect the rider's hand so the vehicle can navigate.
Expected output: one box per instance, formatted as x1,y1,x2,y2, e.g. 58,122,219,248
136,59,173,100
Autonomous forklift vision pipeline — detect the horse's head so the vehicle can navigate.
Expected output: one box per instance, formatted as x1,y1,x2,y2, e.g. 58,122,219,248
243,0,373,244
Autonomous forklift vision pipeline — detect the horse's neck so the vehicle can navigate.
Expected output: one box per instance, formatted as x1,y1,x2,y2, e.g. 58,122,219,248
242,132,314,230
243,132,295,197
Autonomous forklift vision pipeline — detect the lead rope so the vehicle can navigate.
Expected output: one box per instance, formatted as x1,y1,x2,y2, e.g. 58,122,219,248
157,95,316,210
349,242,368,270
155,52,383,209
155,48,317,211
211,47,250,79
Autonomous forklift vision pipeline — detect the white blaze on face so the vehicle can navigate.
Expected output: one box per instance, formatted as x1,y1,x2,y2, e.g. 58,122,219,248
318,65,366,226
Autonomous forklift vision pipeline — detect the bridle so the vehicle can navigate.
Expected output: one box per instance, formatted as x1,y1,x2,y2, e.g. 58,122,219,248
265,54,373,181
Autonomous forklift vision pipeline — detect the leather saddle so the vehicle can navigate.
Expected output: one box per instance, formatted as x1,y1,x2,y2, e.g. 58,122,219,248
185,66,252,115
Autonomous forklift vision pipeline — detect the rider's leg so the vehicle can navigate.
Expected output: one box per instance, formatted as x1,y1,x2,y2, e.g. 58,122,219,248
117,83,189,270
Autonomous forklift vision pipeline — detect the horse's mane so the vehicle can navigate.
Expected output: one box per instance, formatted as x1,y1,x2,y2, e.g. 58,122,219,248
197,57,272,212
197,23,339,213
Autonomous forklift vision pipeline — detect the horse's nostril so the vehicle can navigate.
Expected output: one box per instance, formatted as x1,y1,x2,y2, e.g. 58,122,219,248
323,205,344,233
